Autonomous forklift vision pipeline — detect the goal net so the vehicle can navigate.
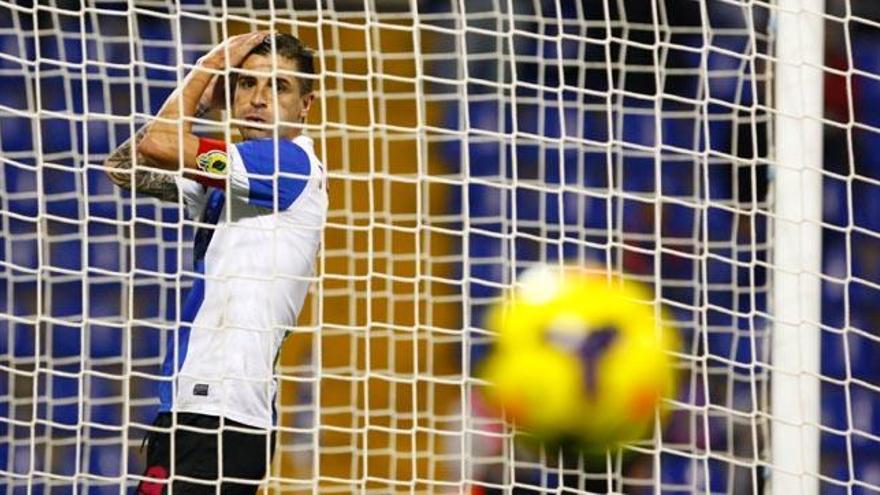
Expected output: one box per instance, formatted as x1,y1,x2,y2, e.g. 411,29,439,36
0,0,876,493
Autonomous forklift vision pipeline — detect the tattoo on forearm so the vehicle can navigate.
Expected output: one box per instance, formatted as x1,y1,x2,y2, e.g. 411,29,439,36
104,127,179,202
194,103,211,119
105,103,214,202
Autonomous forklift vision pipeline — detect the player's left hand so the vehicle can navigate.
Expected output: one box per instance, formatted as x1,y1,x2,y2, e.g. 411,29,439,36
198,31,269,70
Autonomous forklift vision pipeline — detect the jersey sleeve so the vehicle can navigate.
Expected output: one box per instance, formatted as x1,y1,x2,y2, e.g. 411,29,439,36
174,176,208,219
227,139,312,211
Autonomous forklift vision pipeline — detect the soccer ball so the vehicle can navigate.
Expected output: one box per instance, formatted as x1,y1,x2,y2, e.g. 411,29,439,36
477,265,679,451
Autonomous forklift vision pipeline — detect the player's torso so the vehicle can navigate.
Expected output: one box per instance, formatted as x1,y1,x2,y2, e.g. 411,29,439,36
172,135,327,427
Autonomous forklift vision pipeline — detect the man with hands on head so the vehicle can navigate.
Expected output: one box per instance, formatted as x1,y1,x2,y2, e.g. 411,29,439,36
104,31,327,494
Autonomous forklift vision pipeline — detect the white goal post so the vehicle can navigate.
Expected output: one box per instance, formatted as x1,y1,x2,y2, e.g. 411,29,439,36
772,0,823,493
0,0,875,494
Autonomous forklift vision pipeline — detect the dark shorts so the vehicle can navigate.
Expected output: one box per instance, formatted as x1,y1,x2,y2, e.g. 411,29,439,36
137,412,276,495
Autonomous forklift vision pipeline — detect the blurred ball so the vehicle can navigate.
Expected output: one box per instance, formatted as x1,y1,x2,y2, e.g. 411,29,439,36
478,265,679,451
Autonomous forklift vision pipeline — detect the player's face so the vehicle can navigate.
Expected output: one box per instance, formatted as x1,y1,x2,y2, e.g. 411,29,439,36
233,53,314,141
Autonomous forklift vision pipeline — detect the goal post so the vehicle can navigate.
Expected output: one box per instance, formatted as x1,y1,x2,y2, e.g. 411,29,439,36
0,0,876,494
771,0,824,493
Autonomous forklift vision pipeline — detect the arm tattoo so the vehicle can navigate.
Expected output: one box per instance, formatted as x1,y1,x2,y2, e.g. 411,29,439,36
104,128,179,202
103,106,210,202
194,103,211,119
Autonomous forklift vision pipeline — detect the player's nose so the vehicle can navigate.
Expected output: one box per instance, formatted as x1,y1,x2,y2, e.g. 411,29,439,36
250,85,270,107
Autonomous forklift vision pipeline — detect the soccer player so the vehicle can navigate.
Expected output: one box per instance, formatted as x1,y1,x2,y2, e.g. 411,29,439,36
103,32,327,494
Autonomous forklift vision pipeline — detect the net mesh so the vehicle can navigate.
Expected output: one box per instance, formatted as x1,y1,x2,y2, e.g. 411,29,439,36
0,0,877,494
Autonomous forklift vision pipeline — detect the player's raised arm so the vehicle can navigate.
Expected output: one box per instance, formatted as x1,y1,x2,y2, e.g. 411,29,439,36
102,75,222,201
103,129,180,202
135,32,267,184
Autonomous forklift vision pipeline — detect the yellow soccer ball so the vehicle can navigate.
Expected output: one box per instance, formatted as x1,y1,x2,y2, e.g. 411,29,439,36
478,265,679,451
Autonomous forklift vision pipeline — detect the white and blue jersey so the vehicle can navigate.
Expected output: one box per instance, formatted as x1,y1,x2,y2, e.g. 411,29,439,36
159,134,327,428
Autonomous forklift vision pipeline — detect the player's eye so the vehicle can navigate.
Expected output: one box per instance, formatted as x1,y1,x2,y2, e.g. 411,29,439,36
238,77,256,88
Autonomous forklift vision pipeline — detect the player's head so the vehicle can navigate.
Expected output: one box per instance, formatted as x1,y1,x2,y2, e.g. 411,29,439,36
233,33,316,141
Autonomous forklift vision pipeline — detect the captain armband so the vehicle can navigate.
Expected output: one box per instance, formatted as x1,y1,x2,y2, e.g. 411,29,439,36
196,137,229,176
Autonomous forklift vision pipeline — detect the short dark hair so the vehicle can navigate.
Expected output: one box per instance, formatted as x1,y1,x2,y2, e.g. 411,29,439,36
245,33,315,94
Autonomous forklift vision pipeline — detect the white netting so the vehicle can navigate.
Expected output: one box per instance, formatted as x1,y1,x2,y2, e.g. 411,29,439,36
0,0,878,494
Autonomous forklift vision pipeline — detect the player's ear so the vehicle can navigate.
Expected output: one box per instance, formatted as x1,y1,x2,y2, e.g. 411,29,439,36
299,92,315,119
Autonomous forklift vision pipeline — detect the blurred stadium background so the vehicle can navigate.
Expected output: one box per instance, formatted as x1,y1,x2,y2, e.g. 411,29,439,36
0,0,878,493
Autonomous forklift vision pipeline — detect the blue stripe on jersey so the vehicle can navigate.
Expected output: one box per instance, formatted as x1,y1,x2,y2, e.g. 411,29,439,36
235,139,310,210
158,188,225,412
158,259,206,411
193,189,225,266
